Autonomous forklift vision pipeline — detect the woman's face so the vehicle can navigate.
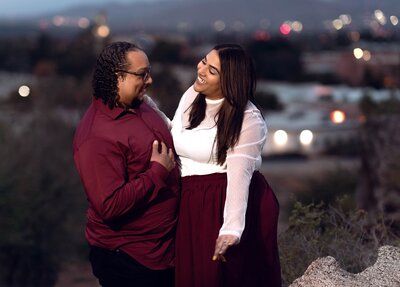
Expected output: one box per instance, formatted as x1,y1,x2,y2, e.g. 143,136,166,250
193,49,223,100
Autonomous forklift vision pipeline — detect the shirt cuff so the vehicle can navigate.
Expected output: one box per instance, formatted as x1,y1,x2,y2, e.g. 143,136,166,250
218,229,242,241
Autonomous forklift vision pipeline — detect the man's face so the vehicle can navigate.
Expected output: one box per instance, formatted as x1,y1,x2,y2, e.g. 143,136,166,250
117,50,152,107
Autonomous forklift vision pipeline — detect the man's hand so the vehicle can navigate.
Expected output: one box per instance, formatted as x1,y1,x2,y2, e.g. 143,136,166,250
212,234,240,262
150,140,176,172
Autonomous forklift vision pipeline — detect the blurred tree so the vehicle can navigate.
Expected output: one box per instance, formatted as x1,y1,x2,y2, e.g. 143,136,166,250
31,33,56,64
246,39,303,81
29,30,99,80
362,67,384,89
357,94,400,233
3,75,92,110
255,90,284,111
0,37,33,72
294,168,358,206
148,65,183,119
149,40,183,64
56,27,99,79
0,80,87,286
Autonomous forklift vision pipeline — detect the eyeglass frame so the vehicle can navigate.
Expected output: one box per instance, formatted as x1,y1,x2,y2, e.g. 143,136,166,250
116,67,151,81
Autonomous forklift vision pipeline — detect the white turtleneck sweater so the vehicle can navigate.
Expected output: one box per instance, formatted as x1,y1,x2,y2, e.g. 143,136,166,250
171,85,267,239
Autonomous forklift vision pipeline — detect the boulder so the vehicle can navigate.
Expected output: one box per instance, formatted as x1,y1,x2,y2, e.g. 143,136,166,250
289,245,400,287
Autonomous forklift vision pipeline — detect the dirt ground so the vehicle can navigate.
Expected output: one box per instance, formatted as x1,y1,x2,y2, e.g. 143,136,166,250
55,262,99,287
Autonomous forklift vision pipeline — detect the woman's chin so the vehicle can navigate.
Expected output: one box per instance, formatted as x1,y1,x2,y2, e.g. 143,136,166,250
193,81,202,92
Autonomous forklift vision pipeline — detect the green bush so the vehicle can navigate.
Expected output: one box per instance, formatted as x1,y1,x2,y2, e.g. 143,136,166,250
0,111,86,286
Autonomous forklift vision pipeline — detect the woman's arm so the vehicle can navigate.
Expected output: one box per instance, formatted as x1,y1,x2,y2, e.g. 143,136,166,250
143,94,172,129
213,106,267,260
220,107,267,239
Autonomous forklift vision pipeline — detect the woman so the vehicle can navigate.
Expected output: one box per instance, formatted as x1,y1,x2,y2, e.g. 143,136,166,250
172,44,281,287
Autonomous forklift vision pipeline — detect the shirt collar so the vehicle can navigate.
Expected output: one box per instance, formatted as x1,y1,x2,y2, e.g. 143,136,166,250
93,97,136,119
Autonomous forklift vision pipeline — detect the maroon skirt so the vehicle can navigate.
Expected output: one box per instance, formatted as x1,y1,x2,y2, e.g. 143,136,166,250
175,171,281,287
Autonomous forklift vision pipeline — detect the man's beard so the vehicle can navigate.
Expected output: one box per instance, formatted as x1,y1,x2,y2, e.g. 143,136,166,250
131,97,143,108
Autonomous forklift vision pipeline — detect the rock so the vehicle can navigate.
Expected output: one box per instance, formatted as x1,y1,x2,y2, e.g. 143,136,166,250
289,245,400,287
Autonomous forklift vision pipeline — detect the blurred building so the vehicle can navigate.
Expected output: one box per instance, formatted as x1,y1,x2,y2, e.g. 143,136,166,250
258,81,400,157
302,42,400,88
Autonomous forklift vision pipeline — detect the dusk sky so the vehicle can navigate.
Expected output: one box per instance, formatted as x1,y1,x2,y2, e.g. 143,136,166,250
0,0,343,18
0,0,145,18
0,0,343,19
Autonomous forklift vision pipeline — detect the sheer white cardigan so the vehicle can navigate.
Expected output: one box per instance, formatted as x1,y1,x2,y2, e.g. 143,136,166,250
169,86,267,240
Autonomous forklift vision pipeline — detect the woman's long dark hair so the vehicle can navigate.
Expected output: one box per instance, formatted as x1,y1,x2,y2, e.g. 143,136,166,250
92,41,140,109
188,43,257,165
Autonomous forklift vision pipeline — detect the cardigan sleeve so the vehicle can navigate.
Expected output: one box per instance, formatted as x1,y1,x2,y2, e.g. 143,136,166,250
219,106,267,239
143,94,172,129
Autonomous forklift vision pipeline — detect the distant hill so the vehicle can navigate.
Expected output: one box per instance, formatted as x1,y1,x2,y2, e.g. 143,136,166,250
2,0,400,35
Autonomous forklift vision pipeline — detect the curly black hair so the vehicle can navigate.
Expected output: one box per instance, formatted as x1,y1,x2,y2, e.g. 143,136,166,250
92,41,141,109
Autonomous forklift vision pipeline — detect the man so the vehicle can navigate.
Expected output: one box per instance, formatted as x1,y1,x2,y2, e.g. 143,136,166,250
73,41,180,287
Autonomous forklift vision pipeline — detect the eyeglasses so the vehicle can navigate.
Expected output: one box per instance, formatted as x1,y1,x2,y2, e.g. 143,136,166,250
117,68,151,81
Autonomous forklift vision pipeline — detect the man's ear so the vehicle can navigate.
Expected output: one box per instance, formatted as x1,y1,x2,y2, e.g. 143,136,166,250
117,72,128,83
115,72,123,83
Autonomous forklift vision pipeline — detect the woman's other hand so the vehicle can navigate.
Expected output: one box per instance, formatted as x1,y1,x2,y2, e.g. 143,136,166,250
212,234,239,262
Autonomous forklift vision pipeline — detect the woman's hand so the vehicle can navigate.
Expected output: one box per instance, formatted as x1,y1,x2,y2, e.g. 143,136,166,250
212,234,240,262
150,140,175,172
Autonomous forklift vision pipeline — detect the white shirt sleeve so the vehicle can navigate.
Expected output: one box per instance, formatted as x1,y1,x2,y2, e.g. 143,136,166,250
143,94,172,130
219,106,267,240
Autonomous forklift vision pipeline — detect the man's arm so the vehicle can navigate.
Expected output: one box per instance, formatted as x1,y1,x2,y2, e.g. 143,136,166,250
74,137,174,223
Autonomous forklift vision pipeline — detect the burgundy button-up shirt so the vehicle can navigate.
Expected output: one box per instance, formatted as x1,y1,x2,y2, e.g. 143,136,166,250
73,98,180,270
